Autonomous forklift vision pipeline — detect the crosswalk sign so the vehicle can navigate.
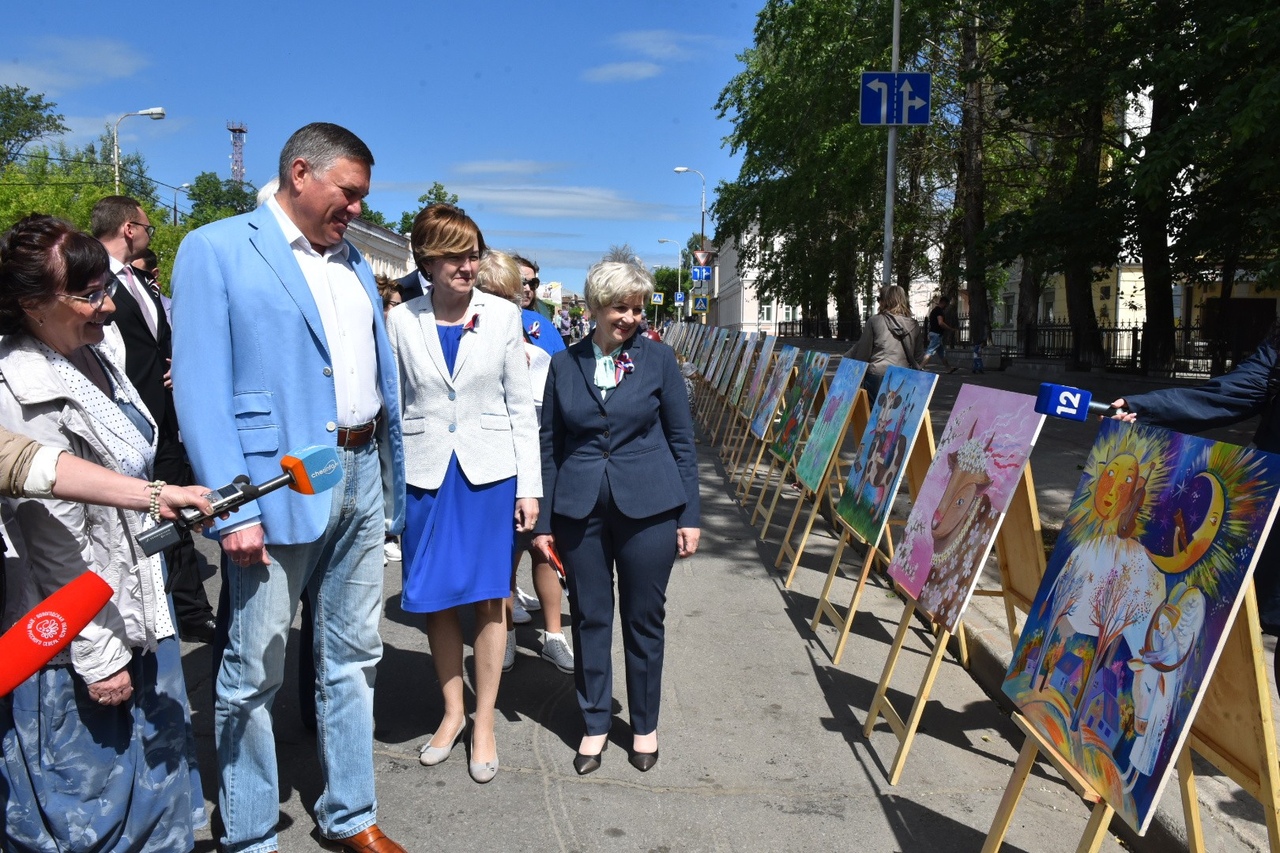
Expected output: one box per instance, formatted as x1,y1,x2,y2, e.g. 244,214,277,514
693,296,709,313
651,292,665,305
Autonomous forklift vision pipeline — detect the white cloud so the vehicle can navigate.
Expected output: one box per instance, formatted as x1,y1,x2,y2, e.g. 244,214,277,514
0,37,146,94
581,62,662,84
458,184,678,221
453,160,563,177
611,30,714,61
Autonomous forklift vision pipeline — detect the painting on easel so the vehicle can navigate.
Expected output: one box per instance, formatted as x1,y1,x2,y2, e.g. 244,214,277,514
770,351,831,463
886,385,1044,631
1002,420,1280,834
750,345,800,440
795,358,868,492
834,366,936,543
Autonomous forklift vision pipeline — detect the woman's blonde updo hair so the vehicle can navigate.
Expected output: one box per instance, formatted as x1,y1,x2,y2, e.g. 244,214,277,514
583,260,654,313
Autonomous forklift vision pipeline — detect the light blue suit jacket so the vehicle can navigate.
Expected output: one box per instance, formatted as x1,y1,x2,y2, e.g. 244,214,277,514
170,204,406,545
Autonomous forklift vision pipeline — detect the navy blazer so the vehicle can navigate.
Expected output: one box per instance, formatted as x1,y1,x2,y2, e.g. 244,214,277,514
537,333,699,533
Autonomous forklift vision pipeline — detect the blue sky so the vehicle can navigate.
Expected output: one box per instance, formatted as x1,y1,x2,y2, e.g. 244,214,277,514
3,1,761,292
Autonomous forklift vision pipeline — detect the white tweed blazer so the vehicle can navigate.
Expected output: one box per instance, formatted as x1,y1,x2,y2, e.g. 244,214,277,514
386,286,541,497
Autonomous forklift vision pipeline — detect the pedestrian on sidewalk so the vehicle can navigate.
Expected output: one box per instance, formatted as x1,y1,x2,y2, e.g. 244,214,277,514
844,284,924,399
922,294,958,373
533,259,700,777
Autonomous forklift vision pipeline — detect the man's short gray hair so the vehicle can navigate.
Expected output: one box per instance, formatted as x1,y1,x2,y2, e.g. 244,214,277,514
277,122,374,185
584,260,654,312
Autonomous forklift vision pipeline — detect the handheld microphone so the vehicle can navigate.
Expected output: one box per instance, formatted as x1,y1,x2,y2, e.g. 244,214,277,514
137,445,344,558
1034,382,1128,422
0,572,113,697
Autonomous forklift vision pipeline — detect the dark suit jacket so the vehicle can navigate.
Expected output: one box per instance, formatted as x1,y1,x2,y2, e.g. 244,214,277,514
109,267,177,439
398,270,424,303
536,333,699,533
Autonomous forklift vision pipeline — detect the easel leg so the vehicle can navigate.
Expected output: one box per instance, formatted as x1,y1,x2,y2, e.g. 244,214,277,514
980,736,1040,853
864,599,915,738
1177,747,1206,853
887,626,953,785
830,546,878,665
1075,801,1116,853
773,489,807,564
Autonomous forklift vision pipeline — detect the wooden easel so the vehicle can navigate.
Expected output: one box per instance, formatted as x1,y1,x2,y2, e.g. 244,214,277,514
773,386,870,574
753,366,831,532
983,587,1280,853
724,348,776,470
735,349,801,503
858,466,1045,782
805,416,936,664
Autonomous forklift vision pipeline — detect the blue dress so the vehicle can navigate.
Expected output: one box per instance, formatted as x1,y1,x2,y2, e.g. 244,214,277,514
401,324,517,613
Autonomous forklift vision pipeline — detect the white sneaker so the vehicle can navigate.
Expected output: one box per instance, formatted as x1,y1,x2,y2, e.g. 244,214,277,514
512,601,532,625
541,632,574,674
515,586,541,612
503,630,517,672
384,540,402,562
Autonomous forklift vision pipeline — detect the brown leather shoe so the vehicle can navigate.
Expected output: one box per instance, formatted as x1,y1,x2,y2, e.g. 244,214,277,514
324,825,407,853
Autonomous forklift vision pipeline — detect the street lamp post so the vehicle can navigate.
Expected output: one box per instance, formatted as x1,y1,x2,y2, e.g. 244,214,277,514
173,182,191,226
113,108,166,193
658,238,689,320
673,166,706,252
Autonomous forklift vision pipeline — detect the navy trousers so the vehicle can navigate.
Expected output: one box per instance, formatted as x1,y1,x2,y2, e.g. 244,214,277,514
554,475,679,737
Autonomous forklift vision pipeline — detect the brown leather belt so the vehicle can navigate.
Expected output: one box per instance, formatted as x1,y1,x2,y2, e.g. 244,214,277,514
336,420,377,448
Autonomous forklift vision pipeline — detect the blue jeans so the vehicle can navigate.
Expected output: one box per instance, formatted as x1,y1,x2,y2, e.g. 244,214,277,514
215,443,385,853
925,331,945,360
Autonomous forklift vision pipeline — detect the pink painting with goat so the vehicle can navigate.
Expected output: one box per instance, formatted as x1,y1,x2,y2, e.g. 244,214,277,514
886,384,1045,633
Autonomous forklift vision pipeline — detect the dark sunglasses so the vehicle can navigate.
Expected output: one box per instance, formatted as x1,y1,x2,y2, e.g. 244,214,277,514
521,278,540,288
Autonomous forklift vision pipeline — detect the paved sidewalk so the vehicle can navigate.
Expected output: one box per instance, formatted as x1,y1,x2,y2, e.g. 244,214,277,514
175,363,1273,852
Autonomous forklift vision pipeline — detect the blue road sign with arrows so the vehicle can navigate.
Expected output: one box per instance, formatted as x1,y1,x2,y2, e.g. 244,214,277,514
859,72,931,126
691,265,713,282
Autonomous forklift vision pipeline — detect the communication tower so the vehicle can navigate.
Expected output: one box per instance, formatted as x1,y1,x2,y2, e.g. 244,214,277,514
227,121,248,184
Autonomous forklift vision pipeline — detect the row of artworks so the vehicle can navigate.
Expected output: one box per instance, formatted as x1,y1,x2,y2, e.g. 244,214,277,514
665,322,1280,836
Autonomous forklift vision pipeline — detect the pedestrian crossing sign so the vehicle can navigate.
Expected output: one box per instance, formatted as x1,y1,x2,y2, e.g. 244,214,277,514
651,292,665,305
693,296,709,313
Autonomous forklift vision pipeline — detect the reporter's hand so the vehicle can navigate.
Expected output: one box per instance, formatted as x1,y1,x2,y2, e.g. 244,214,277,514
222,523,270,567
156,484,214,523
677,527,701,558
87,668,133,706
515,498,539,533
1108,398,1138,423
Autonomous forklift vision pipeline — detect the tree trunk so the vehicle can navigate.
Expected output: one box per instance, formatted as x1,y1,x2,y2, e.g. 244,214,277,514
1065,86,1106,369
1016,256,1043,358
1134,74,1179,374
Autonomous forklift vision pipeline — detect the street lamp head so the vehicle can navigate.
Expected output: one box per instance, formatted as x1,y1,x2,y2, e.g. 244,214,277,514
138,107,166,120
673,166,689,174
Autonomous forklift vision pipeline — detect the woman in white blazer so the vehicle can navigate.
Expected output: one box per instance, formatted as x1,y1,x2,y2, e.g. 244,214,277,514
385,204,540,784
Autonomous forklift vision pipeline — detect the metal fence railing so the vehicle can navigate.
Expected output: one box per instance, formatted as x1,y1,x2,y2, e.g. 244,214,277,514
776,316,1249,379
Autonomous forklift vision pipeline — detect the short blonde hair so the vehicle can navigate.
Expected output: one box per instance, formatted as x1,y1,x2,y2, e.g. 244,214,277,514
584,261,654,312
475,250,522,305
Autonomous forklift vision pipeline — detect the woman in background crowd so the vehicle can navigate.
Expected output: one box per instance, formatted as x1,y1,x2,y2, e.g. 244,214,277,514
473,250,574,676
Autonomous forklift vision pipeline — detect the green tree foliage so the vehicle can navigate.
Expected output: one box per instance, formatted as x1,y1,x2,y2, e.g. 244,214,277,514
0,85,68,169
185,171,257,229
394,182,460,234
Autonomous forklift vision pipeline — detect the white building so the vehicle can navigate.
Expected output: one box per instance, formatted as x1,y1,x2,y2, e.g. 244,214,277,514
345,219,413,279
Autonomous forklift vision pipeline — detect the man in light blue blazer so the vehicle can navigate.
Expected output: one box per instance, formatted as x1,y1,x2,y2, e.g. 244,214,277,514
171,123,407,853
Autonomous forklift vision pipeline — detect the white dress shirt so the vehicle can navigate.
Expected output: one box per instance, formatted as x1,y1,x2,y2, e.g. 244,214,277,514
111,256,159,340
266,195,381,427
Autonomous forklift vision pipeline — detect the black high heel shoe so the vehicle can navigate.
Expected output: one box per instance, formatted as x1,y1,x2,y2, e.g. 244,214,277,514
628,748,659,772
573,740,607,776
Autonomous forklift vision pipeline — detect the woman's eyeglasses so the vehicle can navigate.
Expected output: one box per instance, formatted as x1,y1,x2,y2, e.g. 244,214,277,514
60,279,119,310
521,278,540,289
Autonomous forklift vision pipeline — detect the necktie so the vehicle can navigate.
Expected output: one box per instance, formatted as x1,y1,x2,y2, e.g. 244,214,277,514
123,264,159,339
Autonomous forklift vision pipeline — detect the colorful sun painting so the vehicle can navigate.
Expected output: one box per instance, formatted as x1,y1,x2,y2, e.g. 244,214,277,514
1003,419,1280,834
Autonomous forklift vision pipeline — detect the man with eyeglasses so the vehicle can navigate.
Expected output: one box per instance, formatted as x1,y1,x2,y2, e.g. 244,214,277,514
92,196,218,646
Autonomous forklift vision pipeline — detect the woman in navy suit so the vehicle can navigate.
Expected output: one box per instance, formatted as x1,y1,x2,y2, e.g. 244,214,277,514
533,260,700,775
